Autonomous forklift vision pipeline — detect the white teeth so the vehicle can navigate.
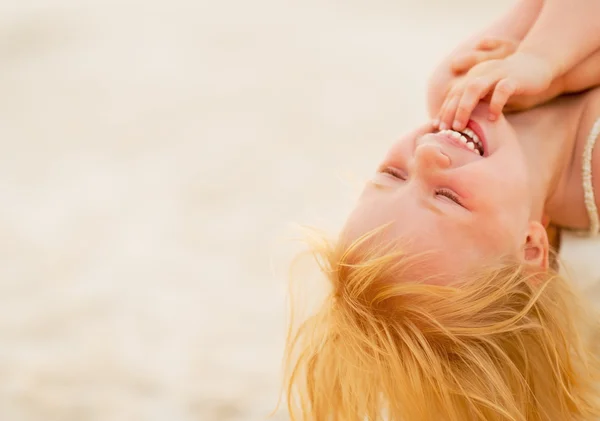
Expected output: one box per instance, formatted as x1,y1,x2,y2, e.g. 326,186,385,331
463,127,481,144
463,127,475,137
437,129,483,156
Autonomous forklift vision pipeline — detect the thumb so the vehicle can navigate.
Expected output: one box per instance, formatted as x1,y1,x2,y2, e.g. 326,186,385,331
451,53,482,74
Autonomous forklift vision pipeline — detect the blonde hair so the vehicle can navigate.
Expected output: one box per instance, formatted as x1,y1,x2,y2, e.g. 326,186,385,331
283,228,600,421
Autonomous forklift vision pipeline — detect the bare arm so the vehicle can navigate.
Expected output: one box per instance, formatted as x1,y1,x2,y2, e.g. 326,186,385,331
427,0,544,116
517,0,600,78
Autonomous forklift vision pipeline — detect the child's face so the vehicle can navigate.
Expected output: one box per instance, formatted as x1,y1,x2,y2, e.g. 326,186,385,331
342,105,533,283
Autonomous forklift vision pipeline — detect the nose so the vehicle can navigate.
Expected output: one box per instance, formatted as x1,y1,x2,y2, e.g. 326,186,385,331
413,143,451,177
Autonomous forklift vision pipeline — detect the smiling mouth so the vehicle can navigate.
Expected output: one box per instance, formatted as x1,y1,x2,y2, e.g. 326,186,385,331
436,128,485,156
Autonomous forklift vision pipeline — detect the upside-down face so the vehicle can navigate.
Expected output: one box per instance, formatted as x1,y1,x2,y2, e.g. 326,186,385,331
343,104,545,284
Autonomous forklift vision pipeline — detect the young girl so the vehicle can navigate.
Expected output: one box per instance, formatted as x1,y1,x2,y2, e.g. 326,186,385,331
283,1,600,420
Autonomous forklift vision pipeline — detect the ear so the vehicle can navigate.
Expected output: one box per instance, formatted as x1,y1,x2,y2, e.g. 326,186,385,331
521,221,550,270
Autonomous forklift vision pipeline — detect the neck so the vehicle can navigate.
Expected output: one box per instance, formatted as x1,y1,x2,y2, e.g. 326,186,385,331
505,96,582,223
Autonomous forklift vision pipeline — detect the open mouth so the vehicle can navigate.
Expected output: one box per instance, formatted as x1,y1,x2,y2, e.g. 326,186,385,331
437,128,484,156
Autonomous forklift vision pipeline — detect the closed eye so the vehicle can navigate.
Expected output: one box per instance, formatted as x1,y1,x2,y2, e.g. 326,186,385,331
435,188,464,207
381,167,407,180
380,167,466,209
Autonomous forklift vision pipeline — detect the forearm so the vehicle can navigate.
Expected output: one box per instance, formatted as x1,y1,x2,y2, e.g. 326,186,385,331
427,0,543,116
517,0,600,78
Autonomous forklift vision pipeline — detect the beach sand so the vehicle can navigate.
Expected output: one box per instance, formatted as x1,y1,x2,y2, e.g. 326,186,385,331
0,0,597,420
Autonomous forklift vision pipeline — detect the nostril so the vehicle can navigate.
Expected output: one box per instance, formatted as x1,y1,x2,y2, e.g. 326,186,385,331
416,143,452,169
439,151,451,167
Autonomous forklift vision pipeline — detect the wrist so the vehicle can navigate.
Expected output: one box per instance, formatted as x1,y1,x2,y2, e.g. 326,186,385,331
515,47,562,79
509,49,557,89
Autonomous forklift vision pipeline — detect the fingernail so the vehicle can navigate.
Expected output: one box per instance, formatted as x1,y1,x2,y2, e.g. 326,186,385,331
439,122,448,130
432,119,440,127
452,120,461,130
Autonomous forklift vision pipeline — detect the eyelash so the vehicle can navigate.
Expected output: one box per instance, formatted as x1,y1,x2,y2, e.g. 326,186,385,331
435,188,463,206
381,167,463,206
382,167,406,180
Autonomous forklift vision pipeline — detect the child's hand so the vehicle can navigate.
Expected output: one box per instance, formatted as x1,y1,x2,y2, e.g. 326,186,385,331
426,37,517,119
450,37,519,75
436,52,554,131
503,77,566,112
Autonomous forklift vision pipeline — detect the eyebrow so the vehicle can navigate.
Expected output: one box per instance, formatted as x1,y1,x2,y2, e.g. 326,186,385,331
369,180,393,190
421,198,445,216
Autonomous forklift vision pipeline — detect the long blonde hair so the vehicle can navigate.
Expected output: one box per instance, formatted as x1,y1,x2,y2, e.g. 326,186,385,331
283,228,600,421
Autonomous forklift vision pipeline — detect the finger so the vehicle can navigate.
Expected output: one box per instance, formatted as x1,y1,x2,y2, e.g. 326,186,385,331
435,92,453,128
435,94,451,129
499,40,518,56
489,78,517,120
477,37,502,51
453,78,493,130
483,47,514,62
440,91,461,131
451,53,482,74
452,47,514,75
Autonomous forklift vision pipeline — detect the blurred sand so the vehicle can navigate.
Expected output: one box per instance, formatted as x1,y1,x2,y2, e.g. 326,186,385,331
0,0,598,420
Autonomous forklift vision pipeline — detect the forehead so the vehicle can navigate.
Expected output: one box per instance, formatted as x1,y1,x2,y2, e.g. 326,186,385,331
343,218,494,284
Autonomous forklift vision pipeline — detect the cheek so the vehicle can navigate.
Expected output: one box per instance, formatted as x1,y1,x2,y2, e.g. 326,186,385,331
384,126,429,159
383,143,412,165
467,163,528,208
473,211,524,256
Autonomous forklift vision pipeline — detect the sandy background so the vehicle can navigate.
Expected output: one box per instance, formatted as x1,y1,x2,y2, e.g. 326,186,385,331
0,0,598,420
